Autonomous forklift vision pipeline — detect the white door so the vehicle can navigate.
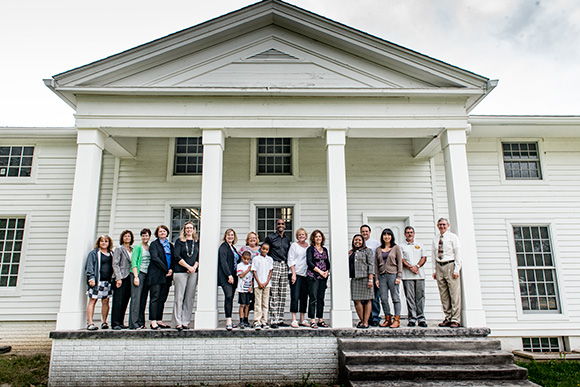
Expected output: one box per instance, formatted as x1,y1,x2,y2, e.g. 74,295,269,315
368,218,408,318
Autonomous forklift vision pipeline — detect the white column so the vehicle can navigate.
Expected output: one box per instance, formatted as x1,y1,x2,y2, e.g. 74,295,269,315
440,128,487,327
326,129,352,328
195,129,225,329
56,129,106,330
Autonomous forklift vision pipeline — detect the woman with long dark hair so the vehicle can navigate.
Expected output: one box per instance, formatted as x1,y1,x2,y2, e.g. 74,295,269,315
218,228,240,331
374,228,403,328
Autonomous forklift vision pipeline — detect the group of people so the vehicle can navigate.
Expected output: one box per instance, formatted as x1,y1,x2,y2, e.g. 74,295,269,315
351,219,461,329
84,217,462,330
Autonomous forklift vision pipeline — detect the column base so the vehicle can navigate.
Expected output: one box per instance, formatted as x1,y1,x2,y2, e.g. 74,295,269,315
194,310,218,329
56,311,86,331
331,308,353,328
462,308,487,327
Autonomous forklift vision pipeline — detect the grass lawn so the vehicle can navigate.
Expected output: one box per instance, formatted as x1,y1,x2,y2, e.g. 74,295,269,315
517,360,580,387
0,354,49,387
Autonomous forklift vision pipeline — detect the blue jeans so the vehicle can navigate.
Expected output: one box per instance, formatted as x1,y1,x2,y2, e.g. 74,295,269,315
378,273,401,316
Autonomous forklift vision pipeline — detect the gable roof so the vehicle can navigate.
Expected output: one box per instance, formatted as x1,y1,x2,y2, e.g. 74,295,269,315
45,0,495,111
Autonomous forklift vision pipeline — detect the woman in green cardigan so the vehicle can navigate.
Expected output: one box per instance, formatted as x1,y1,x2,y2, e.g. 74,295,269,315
129,228,152,329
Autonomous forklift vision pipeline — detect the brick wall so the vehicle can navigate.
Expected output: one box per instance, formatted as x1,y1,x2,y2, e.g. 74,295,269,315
49,334,338,386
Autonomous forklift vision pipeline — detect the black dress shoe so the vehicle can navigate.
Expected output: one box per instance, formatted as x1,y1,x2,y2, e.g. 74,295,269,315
370,320,379,327
418,321,428,327
112,326,122,330
0,346,11,354
407,321,416,327
270,323,279,329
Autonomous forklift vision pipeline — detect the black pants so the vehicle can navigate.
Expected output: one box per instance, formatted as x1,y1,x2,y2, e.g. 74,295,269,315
308,277,327,319
289,275,309,314
149,281,171,321
111,276,131,328
221,283,235,318
129,272,149,329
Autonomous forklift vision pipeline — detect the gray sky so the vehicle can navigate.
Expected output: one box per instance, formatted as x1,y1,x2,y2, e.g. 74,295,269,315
1,0,578,127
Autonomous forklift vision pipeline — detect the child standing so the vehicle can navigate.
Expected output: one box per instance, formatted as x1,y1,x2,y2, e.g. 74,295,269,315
236,251,253,328
252,243,273,330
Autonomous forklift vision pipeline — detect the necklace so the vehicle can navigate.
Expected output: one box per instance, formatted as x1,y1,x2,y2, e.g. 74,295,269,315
185,239,194,257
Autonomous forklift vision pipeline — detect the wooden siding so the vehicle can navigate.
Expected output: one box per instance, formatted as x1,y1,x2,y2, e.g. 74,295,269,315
466,137,580,334
0,140,76,320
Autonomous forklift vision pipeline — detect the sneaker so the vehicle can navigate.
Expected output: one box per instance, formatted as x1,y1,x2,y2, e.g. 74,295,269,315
254,322,262,330
262,323,270,329
239,322,245,330
418,321,428,328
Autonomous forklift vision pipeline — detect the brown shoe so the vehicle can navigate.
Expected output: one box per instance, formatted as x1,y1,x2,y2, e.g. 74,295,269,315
438,319,451,327
449,322,460,328
389,315,400,328
379,315,392,327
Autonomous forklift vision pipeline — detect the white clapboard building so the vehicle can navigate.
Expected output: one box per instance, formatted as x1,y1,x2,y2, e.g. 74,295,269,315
1,0,578,354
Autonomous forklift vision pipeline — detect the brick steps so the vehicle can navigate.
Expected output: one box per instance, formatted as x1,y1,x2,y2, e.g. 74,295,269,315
338,334,536,386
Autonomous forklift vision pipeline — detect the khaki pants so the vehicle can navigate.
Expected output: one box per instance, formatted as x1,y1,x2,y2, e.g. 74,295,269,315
254,286,270,325
436,262,461,324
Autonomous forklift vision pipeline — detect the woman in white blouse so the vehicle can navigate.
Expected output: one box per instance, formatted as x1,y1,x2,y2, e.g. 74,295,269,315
287,228,309,328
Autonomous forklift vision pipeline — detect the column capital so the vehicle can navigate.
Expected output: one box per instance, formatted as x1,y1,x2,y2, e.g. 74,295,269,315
440,127,468,149
202,129,225,149
76,128,106,150
325,128,346,146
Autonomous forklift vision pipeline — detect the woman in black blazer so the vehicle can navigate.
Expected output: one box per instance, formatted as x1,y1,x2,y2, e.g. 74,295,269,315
218,228,239,331
147,225,175,329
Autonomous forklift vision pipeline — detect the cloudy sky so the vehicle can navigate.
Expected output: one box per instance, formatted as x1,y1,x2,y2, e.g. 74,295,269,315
1,0,578,127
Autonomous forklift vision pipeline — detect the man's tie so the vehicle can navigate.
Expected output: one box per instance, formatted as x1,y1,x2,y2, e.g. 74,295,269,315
438,235,444,261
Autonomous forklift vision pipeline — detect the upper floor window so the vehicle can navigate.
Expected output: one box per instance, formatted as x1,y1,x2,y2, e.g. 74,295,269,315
513,225,559,312
502,142,542,180
174,137,203,175
257,138,292,175
0,217,25,287
171,207,200,242
256,206,293,242
0,146,34,178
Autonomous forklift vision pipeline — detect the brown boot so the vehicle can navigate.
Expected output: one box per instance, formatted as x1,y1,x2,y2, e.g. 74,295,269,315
379,315,392,327
389,315,400,328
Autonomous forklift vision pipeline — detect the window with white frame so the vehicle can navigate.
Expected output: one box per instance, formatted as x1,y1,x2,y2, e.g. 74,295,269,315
522,337,562,352
256,206,293,242
502,142,542,180
0,146,34,178
171,207,200,242
174,137,203,175
0,217,25,287
513,225,559,312
257,138,292,175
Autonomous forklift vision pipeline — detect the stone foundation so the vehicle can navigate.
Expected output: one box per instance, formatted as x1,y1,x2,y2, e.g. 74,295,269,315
48,327,490,386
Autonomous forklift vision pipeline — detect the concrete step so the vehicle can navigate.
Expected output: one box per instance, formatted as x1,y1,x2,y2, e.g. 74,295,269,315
345,364,528,381
350,380,540,387
341,349,514,365
338,337,502,351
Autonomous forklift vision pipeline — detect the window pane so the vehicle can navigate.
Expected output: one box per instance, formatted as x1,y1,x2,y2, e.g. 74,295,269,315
0,217,25,287
502,142,542,180
173,137,203,175
256,138,292,175
513,225,559,312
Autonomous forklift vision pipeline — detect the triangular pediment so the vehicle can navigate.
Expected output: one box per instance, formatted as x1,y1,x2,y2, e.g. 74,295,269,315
49,0,492,110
